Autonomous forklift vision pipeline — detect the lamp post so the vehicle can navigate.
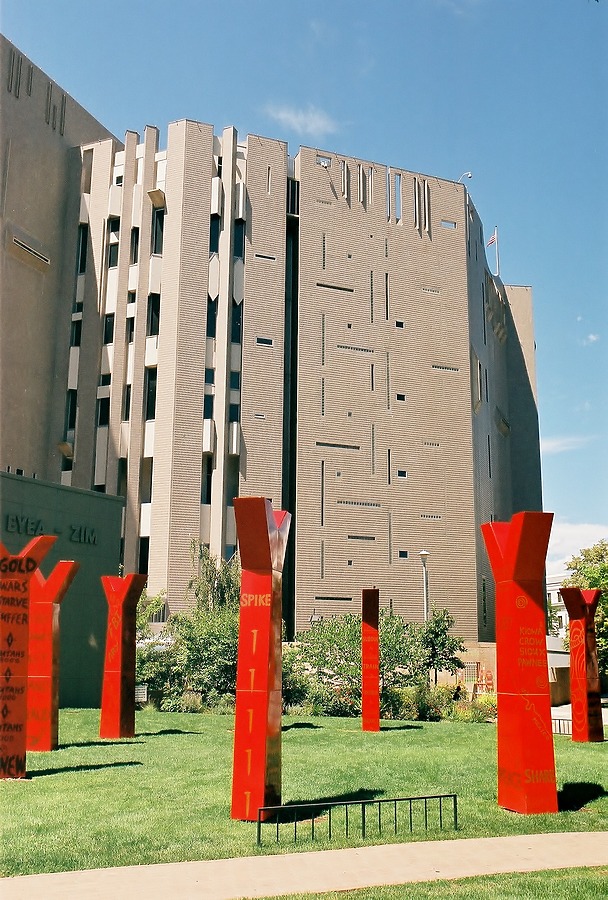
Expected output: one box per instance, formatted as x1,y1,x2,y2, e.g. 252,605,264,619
419,550,430,622
457,172,472,183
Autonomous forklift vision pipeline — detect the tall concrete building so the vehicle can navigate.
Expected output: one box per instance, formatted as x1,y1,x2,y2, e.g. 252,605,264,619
0,36,543,645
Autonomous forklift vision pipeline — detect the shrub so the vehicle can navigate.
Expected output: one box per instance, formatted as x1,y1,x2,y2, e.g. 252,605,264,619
282,645,311,712
471,692,497,721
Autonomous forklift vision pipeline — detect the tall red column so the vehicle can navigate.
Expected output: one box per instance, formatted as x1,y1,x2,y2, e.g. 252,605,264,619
0,536,55,779
560,588,604,743
362,588,380,732
231,497,291,821
26,560,80,751
99,574,147,739
481,511,557,814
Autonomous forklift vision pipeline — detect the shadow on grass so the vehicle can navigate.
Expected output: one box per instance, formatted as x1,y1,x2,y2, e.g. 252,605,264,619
60,739,145,749
380,723,423,731
30,761,143,778
282,722,322,731
271,787,385,823
558,781,608,811
136,729,203,737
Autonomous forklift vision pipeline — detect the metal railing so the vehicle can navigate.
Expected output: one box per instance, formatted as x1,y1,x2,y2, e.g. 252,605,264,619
256,793,457,846
552,718,572,736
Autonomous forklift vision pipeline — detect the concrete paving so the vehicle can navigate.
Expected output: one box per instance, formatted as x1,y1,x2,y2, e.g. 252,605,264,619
3,832,608,900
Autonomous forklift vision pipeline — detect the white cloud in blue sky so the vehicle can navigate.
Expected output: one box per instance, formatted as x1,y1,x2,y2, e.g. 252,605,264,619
540,435,594,456
264,104,339,139
547,519,608,574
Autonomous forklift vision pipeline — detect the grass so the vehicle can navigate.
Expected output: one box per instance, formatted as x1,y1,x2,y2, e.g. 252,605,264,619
1,710,606,876
258,867,608,899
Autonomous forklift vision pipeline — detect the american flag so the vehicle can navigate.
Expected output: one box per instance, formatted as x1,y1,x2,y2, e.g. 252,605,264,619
486,229,497,247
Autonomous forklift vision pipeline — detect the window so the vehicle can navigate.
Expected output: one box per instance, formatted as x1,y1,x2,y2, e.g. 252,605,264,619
206,296,217,338
76,224,88,274
144,368,157,420
395,321,404,329
70,320,82,347
230,370,241,390
398,550,408,559
130,227,140,264
140,458,153,504
65,389,77,431
231,299,242,343
205,368,215,385
138,537,149,575
126,317,135,343
396,393,406,402
127,290,136,304
201,455,213,504
209,214,220,254
99,373,111,386
96,396,110,427
146,294,160,336
203,394,214,419
151,207,164,254
107,218,119,268
397,469,408,478
122,384,131,421
103,313,115,344
233,220,245,259
107,242,119,268
256,336,273,346
441,219,457,230
109,217,120,236
229,403,240,423
287,178,299,216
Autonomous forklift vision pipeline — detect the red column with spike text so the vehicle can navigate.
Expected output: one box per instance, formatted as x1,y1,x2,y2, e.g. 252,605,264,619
560,588,604,742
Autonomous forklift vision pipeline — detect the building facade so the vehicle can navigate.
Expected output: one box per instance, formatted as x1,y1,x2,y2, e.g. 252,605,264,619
1,37,543,643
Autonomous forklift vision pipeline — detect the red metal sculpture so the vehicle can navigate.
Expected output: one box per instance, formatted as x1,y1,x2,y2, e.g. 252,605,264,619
559,588,604,743
99,574,147,740
0,536,55,779
481,511,558,814
26,559,80,751
362,588,380,732
231,497,291,821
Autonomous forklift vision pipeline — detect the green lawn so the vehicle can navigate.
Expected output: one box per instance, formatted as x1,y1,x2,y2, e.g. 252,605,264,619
1,710,606,876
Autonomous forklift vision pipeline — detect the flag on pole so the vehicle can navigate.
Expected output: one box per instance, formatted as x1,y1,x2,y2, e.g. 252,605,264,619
486,229,497,247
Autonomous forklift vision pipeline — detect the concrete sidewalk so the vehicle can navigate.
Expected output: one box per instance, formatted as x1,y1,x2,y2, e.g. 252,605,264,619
3,832,608,900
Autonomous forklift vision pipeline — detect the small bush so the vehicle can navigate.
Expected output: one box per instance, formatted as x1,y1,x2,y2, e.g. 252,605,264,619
304,680,361,717
282,645,311,712
472,692,497,720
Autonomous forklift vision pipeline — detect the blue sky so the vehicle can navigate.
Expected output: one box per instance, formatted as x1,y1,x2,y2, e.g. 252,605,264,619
3,0,607,571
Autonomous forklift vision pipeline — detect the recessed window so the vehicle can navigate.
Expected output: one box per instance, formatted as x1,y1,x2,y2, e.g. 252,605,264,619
127,290,136,304
130,227,140,264
122,384,131,421
146,294,160,336
65,389,77,431
99,373,111,386
144,368,157,420
107,242,119,268
230,370,241,390
206,296,217,339
203,394,214,419
96,396,110,427
441,219,457,230
256,336,273,346
396,393,406,402
126,317,135,343
76,224,88,274
233,220,245,259
231,299,243,344
205,368,215,385
229,403,240,423
397,469,408,478
70,320,82,347
347,534,376,542
103,313,115,345
151,207,164,255
398,550,408,559
209,214,220,255
395,321,404,329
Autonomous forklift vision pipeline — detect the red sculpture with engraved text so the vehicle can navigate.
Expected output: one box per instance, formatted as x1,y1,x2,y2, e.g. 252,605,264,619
231,497,291,821
99,574,147,739
362,588,380,732
0,536,55,779
27,558,80,751
481,511,558,814
560,588,604,743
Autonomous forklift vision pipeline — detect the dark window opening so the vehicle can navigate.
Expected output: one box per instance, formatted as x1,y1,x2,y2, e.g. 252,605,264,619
209,214,220,254
103,313,115,344
99,373,111,386
126,317,135,343
146,293,160,336
140,458,153,504
70,320,82,347
138,537,150,575
76,224,88,274
204,368,215,385
231,299,243,343
151,207,164,255
206,296,217,338
127,290,136,304
229,403,240,423
122,384,131,421
130,227,140,264
201,455,213,504
233,219,245,259
97,396,110,427
107,242,119,268
144,368,157,420
287,178,300,216
65,389,77,432
203,394,214,419
230,370,241,390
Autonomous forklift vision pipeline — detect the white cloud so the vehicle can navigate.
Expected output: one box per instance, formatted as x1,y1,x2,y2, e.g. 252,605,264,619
540,435,593,456
546,520,608,575
582,333,600,346
264,104,339,139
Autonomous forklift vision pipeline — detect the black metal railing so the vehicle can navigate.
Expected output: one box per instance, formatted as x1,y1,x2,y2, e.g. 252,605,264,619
552,718,572,736
256,793,457,845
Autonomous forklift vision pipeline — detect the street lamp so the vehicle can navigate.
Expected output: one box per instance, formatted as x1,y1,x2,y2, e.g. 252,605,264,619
419,550,430,622
457,172,472,183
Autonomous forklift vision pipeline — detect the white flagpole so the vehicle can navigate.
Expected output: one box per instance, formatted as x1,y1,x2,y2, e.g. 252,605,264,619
494,226,500,279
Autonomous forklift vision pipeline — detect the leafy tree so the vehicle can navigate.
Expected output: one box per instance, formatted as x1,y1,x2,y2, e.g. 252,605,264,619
562,538,608,678
420,608,466,686
187,540,241,609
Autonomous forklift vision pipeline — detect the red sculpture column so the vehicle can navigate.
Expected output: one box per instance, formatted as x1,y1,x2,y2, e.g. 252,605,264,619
0,536,56,779
560,588,604,743
26,560,80,751
362,588,380,732
231,497,291,821
99,574,147,740
481,511,558,814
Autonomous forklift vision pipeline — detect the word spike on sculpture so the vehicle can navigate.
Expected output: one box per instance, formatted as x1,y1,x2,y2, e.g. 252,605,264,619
481,511,558,814
231,497,291,821
27,559,80,751
559,588,604,743
361,588,380,732
99,574,147,740
0,535,56,779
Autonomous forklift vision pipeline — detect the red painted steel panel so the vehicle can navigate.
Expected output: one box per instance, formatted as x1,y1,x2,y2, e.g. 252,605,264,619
481,512,558,814
99,574,147,739
26,560,79,751
560,588,604,743
0,536,55,778
362,588,380,732
231,498,290,821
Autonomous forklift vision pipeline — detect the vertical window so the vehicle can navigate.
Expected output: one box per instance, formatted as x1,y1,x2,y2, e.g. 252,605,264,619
229,403,240,423
357,164,364,203
231,299,243,343
320,460,325,526
386,167,391,220
203,394,214,419
96,396,110,427
130,227,140,264
70,320,82,347
76,224,88,274
204,368,215,385
138,537,150,575
321,378,325,416
413,177,420,229
107,217,120,268
146,294,160,336
370,364,374,392
103,313,115,344
127,290,136,305
126,317,135,343
287,178,299,215
385,272,390,321
233,220,245,259
206,296,217,339
368,166,373,203
122,384,131,421
230,370,241,390
322,233,326,269
65,389,77,431
140,458,153,503
107,242,119,268
151,207,164,254
209,214,220,254
424,180,431,234
144,368,157,420
387,448,391,485
487,435,492,478
267,166,272,193
340,160,347,198
201,455,213,504
395,173,402,221
321,313,326,365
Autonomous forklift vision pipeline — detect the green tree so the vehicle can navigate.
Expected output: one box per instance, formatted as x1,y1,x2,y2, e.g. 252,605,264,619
187,540,241,609
420,608,466,686
562,538,608,679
